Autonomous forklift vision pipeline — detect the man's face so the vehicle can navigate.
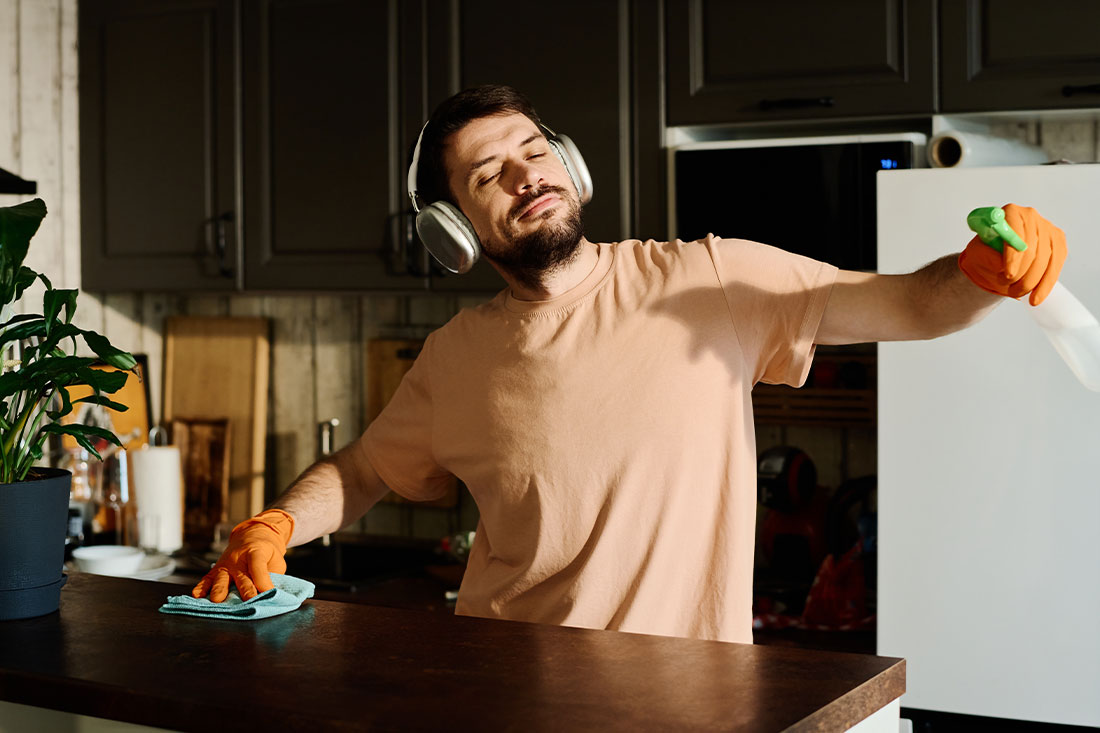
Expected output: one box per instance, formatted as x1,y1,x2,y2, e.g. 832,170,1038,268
445,113,583,286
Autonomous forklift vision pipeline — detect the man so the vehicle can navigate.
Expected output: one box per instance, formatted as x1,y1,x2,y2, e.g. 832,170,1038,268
193,85,1065,644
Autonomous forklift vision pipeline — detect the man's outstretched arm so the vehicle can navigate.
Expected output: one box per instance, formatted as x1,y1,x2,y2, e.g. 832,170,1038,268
816,204,1066,346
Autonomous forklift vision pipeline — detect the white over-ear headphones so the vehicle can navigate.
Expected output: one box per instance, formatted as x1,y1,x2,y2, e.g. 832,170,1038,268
406,119,593,274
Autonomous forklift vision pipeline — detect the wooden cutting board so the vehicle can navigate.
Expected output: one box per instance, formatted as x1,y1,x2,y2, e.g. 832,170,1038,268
366,338,457,508
163,317,269,524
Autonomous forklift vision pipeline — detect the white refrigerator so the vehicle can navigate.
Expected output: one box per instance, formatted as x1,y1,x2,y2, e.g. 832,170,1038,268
876,164,1100,727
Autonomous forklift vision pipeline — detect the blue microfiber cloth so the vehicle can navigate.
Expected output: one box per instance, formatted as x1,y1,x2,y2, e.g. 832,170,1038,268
159,573,315,621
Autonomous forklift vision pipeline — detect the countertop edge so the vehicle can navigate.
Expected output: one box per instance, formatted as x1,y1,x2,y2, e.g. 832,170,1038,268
789,657,906,732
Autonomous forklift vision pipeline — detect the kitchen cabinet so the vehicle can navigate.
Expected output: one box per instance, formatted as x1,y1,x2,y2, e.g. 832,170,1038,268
79,0,241,291
240,0,429,291
665,0,936,126
940,0,1100,113
81,0,665,293
80,0,428,292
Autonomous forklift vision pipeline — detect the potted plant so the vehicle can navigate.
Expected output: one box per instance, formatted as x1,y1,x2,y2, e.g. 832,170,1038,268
0,198,136,620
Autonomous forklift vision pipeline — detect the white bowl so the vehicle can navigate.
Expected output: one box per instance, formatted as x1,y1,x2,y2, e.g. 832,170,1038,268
72,545,145,576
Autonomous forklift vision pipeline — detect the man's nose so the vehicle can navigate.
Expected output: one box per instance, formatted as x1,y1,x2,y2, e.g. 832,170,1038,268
508,160,543,195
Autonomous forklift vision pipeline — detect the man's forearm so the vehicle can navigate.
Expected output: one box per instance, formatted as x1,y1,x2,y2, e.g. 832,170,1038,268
268,441,389,547
907,253,1002,338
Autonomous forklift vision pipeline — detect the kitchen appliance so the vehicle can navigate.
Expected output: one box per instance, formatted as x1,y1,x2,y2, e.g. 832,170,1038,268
670,133,926,270
876,164,1100,727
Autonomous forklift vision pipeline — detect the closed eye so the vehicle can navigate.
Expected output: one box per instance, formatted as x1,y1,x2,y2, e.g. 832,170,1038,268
527,153,545,160
478,172,500,187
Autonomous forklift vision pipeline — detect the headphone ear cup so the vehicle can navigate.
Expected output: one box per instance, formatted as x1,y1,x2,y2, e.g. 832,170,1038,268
547,135,593,205
414,202,481,274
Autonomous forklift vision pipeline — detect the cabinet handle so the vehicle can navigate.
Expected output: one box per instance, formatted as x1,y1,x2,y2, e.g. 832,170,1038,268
758,96,835,111
1062,83,1100,97
214,212,234,279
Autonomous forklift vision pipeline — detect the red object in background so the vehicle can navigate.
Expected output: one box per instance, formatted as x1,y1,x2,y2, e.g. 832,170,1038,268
758,486,829,578
811,359,839,388
802,542,867,628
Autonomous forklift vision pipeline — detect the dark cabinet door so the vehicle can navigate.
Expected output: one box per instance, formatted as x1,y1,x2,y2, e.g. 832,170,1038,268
666,0,935,125
80,0,241,291
241,0,428,291
941,0,1100,112
419,0,657,293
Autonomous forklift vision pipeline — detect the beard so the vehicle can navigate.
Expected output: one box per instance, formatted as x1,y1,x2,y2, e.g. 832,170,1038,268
480,184,585,292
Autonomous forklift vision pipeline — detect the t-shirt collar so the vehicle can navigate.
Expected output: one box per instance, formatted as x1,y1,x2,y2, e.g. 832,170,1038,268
503,239,613,315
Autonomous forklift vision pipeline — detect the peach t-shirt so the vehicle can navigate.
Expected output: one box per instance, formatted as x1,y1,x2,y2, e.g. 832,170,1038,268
360,236,837,643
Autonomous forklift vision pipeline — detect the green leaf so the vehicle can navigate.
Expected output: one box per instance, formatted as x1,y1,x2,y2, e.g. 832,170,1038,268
41,422,122,460
46,384,73,420
80,329,137,371
43,289,78,335
0,199,46,266
0,369,29,401
71,393,128,412
0,312,40,330
19,321,78,362
0,316,47,343
13,267,37,302
71,365,128,394
0,199,46,306
11,355,97,393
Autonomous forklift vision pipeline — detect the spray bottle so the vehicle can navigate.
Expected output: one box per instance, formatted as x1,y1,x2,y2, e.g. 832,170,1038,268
968,206,1100,392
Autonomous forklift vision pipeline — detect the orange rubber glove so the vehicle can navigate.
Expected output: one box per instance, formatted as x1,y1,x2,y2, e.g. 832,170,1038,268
191,508,295,602
958,203,1067,306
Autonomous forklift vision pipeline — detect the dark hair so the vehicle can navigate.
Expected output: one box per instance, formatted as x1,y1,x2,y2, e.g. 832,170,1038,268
414,84,542,207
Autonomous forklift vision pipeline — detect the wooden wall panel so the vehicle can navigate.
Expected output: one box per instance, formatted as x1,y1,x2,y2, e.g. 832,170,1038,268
267,297,316,499
59,0,79,292
0,1,20,195
102,293,142,361
18,0,63,290
314,296,362,453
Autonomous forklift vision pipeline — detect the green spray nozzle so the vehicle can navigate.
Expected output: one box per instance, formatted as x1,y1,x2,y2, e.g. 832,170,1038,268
967,206,1028,254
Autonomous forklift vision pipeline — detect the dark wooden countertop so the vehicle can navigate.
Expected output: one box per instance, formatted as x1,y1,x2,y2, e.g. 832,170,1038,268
0,574,904,732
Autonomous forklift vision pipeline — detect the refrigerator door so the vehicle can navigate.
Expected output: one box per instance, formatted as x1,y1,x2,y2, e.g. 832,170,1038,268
876,164,1100,727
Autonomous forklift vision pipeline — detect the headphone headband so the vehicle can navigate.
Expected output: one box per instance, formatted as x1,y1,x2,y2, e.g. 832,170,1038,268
407,122,428,213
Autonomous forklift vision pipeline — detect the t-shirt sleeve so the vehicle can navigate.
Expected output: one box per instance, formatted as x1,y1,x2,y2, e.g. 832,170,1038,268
359,335,454,501
705,235,838,387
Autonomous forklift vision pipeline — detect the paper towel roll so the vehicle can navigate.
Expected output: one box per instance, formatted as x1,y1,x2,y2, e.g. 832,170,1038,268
130,446,183,554
928,131,1049,168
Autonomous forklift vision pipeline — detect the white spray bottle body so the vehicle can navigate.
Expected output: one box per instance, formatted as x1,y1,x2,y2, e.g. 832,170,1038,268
1027,281,1100,392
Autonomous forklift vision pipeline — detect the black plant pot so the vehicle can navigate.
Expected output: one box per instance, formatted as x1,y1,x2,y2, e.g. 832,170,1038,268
0,467,70,620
